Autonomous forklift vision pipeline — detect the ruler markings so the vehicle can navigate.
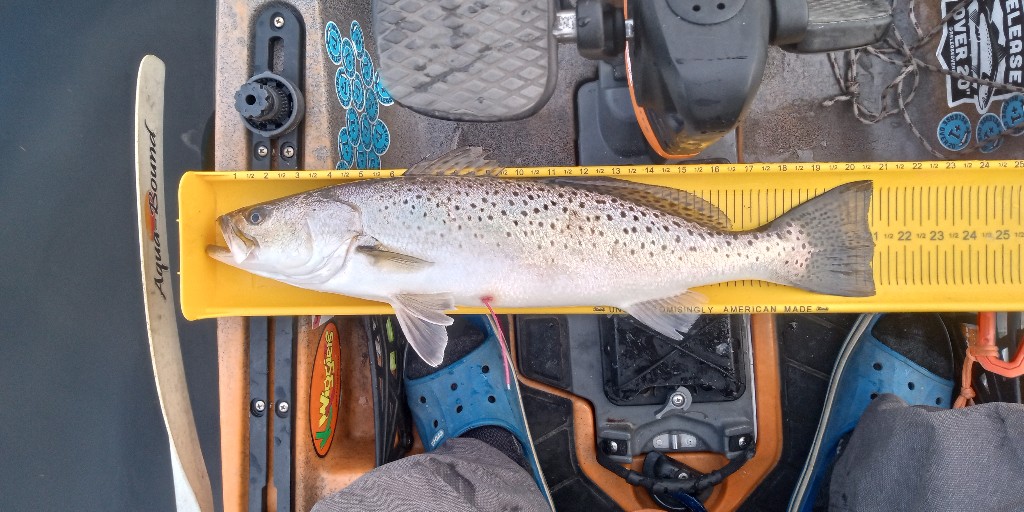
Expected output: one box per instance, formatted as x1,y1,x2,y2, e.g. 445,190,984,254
921,183,929,225
944,249,949,286
927,248,932,286
886,186,891,227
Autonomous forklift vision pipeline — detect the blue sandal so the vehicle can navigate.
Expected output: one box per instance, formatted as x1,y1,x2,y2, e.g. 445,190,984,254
788,313,955,512
405,315,553,506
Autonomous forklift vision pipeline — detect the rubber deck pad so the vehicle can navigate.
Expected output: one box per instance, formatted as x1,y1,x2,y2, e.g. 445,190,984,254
737,314,859,512
520,385,622,512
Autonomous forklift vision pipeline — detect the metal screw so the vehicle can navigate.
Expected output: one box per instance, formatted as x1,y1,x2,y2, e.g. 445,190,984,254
282,145,295,158
273,15,285,28
737,435,750,448
277,401,290,415
251,399,266,416
256,144,269,158
670,392,685,407
606,440,619,453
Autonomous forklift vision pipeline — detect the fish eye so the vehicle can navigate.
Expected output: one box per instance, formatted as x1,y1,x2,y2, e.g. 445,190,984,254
247,208,266,225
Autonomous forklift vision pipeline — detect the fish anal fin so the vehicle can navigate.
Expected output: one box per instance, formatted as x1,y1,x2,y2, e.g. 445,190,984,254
544,177,731,230
404,147,504,177
621,290,708,339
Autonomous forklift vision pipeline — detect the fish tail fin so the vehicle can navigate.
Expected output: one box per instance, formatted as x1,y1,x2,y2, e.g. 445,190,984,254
764,181,876,297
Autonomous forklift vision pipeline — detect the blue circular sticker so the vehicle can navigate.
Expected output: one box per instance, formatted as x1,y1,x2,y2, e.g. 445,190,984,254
937,112,972,152
365,93,379,122
359,114,373,151
368,153,381,170
356,149,370,169
376,79,394,106
371,120,390,155
337,128,355,168
1001,94,1024,136
342,38,357,77
335,67,352,108
325,21,342,65
977,113,1004,153
351,75,366,112
360,50,375,84
346,109,360,142
351,20,364,53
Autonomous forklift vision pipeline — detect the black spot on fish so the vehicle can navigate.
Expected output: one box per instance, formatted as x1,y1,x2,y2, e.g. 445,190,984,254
620,212,627,218
646,226,652,233
455,205,461,211
748,240,754,246
533,208,540,214
521,211,528,217
633,215,639,221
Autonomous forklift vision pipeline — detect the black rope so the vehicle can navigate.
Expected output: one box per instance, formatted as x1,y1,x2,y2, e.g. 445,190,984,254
823,0,1024,158
596,444,756,494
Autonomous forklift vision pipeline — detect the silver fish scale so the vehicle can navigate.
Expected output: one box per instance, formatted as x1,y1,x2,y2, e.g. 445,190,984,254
336,176,768,290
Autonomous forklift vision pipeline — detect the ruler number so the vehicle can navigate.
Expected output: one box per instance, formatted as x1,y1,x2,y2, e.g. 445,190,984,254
980,161,990,168
963,230,977,240
1016,161,1024,168
898,231,912,241
912,162,922,169
930,230,944,240
246,172,255,179
996,229,1010,240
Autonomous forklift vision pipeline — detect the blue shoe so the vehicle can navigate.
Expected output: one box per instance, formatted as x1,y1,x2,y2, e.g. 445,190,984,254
405,315,554,508
788,313,955,512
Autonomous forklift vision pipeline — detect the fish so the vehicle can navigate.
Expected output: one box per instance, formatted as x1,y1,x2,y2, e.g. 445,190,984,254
208,147,875,366
970,0,1011,113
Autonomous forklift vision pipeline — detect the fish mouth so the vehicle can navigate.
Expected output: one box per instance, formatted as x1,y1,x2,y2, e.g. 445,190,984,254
208,215,257,264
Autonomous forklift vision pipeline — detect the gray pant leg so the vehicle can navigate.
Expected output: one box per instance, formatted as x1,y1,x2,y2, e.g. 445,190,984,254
312,438,549,512
830,394,1024,512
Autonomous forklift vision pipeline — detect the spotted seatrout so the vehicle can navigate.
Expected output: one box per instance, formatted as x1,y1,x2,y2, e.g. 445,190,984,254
209,148,875,366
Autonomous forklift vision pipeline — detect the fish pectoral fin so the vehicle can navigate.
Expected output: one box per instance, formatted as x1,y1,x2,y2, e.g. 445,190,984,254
622,290,708,339
391,294,456,367
355,242,433,272
404,147,504,177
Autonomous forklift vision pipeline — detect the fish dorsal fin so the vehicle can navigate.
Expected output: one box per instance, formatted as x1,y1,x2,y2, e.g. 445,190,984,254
355,237,433,272
391,293,456,367
545,177,731,230
621,290,708,340
404,147,504,177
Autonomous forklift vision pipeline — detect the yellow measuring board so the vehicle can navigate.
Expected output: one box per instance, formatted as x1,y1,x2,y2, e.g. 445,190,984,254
178,160,1024,320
